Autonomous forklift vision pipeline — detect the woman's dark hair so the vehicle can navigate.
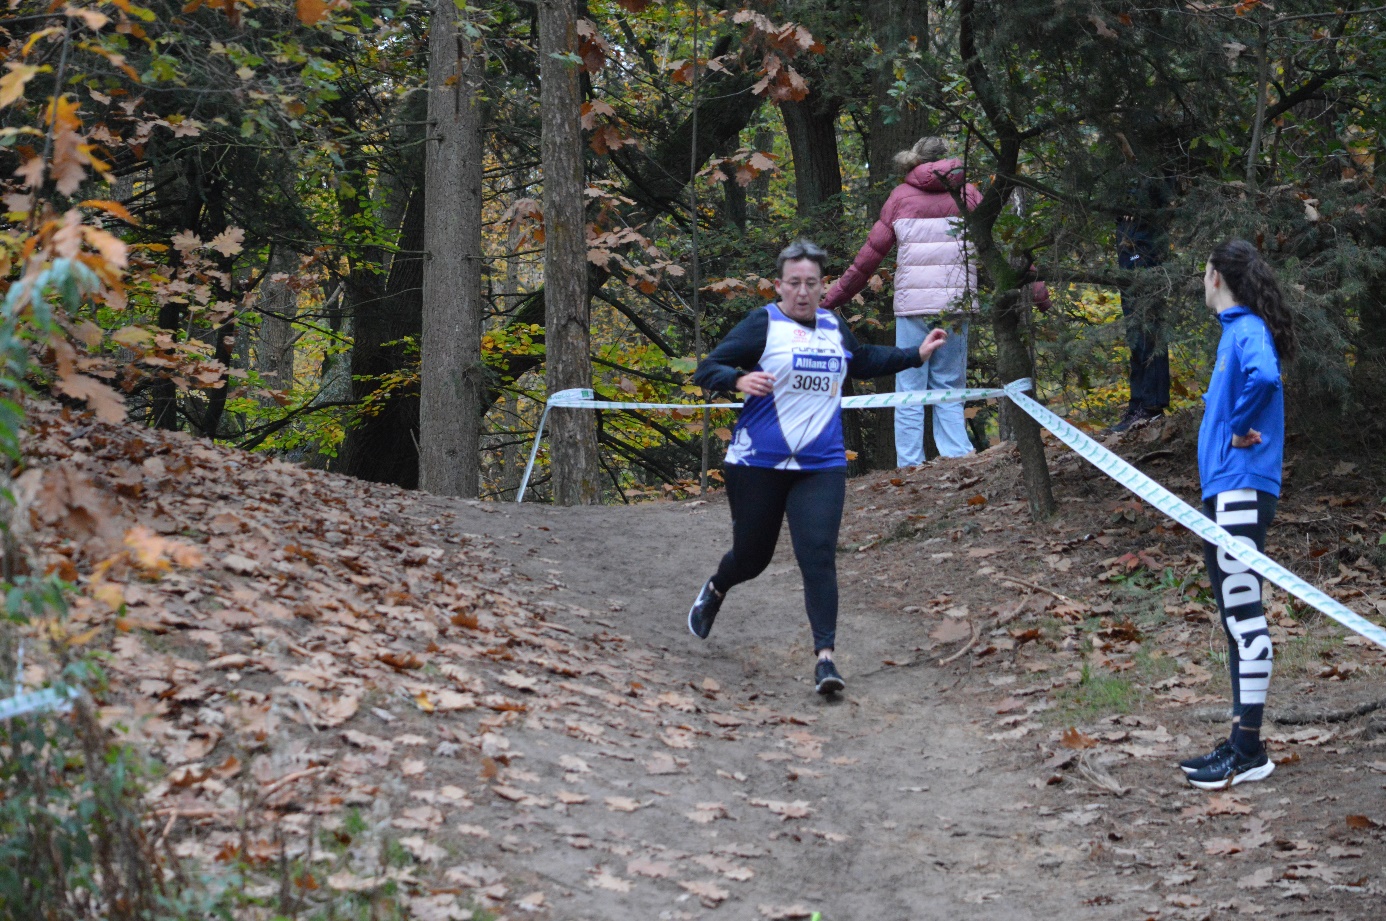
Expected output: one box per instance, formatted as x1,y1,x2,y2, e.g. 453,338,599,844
776,238,828,277
1209,239,1298,362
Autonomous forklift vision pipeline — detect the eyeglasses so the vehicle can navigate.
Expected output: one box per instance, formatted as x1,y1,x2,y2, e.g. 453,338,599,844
779,279,823,290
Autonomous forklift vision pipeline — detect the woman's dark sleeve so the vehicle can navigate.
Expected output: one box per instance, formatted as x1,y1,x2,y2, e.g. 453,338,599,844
840,323,923,379
694,309,770,393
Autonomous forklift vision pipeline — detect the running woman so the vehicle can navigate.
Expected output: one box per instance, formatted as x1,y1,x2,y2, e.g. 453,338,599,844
1181,239,1297,790
687,239,947,694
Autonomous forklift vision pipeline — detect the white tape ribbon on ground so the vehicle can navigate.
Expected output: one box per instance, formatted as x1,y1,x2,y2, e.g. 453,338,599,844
1002,379,1386,651
0,686,76,722
518,385,1013,503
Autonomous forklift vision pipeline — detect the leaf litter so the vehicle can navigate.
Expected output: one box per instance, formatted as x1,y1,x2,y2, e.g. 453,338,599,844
22,399,1386,916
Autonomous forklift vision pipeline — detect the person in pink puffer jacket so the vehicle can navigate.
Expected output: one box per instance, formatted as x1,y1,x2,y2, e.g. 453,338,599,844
822,137,1049,464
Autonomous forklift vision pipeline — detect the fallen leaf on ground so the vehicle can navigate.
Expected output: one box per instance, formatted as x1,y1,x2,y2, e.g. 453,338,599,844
1238,867,1277,889
680,879,729,906
588,870,633,893
749,798,812,820
685,802,729,823
1061,727,1099,750
604,796,645,812
759,906,813,920
643,753,682,774
627,857,674,879
399,836,446,863
930,619,972,643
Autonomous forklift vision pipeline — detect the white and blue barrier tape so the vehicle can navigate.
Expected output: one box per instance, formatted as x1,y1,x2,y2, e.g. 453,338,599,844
517,379,1386,652
1001,380,1386,651
517,385,1013,504
0,685,77,722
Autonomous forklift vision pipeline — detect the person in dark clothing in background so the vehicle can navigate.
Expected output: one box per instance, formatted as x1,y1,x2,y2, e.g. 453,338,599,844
1111,181,1173,433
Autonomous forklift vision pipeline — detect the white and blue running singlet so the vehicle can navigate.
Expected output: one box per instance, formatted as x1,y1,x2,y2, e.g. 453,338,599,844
725,305,851,471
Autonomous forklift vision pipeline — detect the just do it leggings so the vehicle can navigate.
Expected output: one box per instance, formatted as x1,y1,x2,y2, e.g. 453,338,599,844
1202,488,1277,733
710,465,846,652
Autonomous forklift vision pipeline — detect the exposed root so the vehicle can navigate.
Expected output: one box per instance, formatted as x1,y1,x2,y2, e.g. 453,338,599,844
997,575,1078,607
938,620,980,665
1274,697,1386,725
1076,750,1130,796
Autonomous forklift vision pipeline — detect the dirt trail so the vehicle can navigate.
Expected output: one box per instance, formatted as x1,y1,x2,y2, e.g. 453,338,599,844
430,493,1116,920
27,399,1386,920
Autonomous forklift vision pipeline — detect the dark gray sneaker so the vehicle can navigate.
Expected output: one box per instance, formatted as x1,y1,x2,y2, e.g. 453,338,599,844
1179,739,1234,775
814,659,845,695
687,580,722,639
1187,744,1274,790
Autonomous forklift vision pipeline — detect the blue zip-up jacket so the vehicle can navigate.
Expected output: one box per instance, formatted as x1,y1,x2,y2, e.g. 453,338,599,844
1198,305,1284,500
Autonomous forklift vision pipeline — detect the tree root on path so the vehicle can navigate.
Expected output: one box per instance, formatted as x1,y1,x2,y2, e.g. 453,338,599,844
938,620,980,665
997,575,1078,607
1076,750,1130,796
1273,697,1386,725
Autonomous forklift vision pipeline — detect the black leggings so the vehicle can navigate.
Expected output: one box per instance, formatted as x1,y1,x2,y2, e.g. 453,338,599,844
711,465,846,653
1202,488,1277,733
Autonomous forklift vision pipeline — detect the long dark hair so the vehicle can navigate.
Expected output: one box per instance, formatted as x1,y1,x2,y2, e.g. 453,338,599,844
1209,239,1298,362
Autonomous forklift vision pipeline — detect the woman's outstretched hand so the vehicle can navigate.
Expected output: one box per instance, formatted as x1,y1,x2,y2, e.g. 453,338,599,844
918,328,948,362
736,372,776,397
1231,429,1262,448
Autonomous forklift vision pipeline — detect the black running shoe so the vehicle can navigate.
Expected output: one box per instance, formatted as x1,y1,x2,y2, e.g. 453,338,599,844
1186,744,1274,790
687,580,722,639
1179,739,1234,775
814,659,845,695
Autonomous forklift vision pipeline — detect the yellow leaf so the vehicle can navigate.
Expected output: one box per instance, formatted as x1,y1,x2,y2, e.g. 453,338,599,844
22,27,63,57
414,691,435,713
91,582,125,611
80,198,139,225
69,627,102,646
0,64,39,108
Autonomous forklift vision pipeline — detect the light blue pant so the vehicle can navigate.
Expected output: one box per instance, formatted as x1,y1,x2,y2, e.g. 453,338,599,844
894,315,973,465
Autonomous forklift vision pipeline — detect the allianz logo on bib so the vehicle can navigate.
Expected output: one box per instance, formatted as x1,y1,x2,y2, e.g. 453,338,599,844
792,354,841,373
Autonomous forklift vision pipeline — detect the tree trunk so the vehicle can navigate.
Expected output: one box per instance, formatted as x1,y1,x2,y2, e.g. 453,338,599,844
338,94,428,488
780,86,843,224
860,0,934,471
994,289,1055,517
340,181,426,488
540,0,599,505
254,247,298,399
957,0,1055,518
420,0,486,497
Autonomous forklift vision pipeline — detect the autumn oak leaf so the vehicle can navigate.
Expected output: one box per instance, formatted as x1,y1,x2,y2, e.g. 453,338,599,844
208,227,245,257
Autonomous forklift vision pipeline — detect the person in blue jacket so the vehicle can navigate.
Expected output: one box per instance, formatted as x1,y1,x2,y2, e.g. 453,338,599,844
1181,239,1297,790
687,239,947,695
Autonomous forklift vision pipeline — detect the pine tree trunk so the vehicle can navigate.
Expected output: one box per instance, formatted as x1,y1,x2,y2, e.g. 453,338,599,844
420,0,485,497
540,0,599,505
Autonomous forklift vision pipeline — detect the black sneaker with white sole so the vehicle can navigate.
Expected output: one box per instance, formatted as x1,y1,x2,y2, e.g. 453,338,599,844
687,580,722,639
1186,744,1274,790
814,659,845,695
1179,739,1234,775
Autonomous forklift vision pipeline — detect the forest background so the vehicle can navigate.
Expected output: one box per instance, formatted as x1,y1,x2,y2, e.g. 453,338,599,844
5,0,1386,511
